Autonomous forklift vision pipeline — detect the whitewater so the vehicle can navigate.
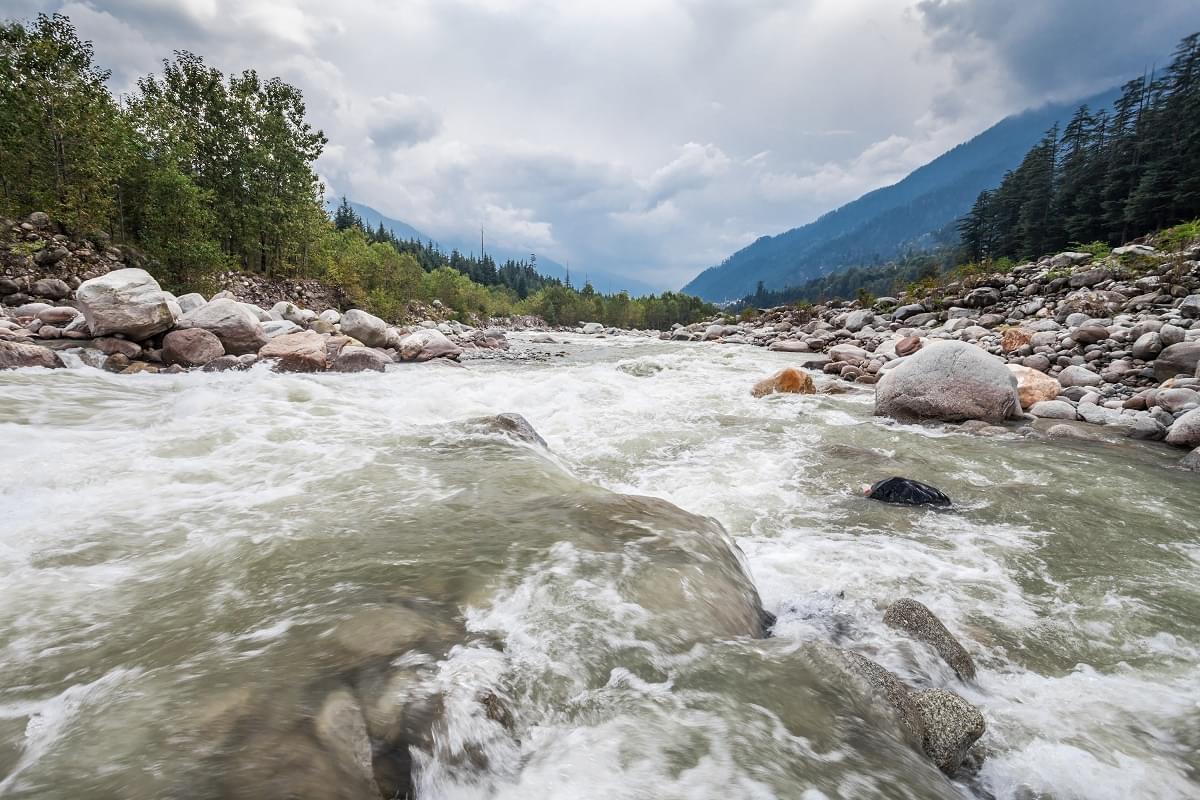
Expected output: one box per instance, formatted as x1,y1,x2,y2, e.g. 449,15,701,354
0,332,1196,799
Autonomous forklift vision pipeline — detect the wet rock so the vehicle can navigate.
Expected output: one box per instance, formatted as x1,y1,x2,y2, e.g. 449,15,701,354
177,298,268,355
93,337,142,359
201,354,248,372
398,329,463,362
334,606,438,659
313,689,375,788
874,340,1020,423
840,651,926,744
76,268,177,340
1165,408,1200,448
1180,447,1200,471
103,353,130,372
330,346,391,373
1046,423,1101,441
1007,364,1061,409
260,330,327,372
0,340,64,369
162,328,224,368
883,598,976,680
768,339,810,352
866,477,951,507
473,412,548,448
911,688,987,774
751,366,815,397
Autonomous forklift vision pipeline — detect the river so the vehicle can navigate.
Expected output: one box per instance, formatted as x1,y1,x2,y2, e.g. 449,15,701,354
0,332,1197,799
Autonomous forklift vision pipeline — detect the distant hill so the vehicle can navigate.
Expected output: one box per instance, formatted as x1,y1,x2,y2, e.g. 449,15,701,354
681,87,1121,301
327,199,661,297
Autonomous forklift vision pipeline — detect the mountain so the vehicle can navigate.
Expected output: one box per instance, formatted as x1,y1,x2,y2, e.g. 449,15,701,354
328,199,661,297
682,87,1122,301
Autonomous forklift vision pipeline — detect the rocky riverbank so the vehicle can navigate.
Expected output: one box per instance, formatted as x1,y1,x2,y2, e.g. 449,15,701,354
0,213,539,375
649,241,1200,470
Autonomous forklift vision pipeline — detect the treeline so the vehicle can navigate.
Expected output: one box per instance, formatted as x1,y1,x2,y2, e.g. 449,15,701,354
960,32,1200,261
731,249,960,310
0,13,713,328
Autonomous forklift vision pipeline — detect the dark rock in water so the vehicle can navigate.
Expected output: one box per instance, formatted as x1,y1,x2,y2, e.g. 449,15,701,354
883,598,976,680
202,354,248,373
839,651,926,746
866,477,951,507
474,412,548,448
759,607,777,636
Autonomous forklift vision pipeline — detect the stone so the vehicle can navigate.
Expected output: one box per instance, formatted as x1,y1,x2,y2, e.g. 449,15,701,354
76,268,177,340
176,298,268,355
338,308,389,347
895,336,922,357
751,367,815,398
473,412,548,448
1131,331,1163,360
1049,251,1092,269
1000,327,1032,353
201,355,247,372
162,328,224,367
1046,423,1100,441
1159,324,1186,347
844,309,873,332
1154,343,1200,382
1056,364,1102,387
1029,400,1077,420
176,292,206,314
866,477,951,507
36,307,79,325
259,330,328,372
1178,295,1200,319
103,353,130,372
768,339,810,352
397,329,463,362
31,278,70,299
911,688,987,775
312,690,377,794
893,303,926,321
269,300,308,325
319,308,341,325
1068,268,1111,289
581,322,604,334
262,320,302,339
1072,325,1109,345
330,346,391,373
874,340,1020,423
94,337,142,358
1113,244,1157,257
1180,447,1200,471
0,340,64,369
1157,388,1200,414
1007,364,1061,409
1165,408,1200,448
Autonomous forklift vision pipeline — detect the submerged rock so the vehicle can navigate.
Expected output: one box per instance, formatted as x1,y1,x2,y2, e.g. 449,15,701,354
472,412,548,448
866,477,951,507
883,598,976,680
751,366,816,397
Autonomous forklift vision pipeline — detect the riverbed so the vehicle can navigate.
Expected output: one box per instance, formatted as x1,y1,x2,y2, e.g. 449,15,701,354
0,333,1196,799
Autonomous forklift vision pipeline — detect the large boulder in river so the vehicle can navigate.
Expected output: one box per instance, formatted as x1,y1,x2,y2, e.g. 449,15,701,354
330,346,390,373
1007,364,1061,409
76,268,177,340
1154,342,1200,382
751,367,815,397
0,340,64,370
338,309,388,348
259,330,328,372
397,329,462,362
874,340,1020,423
162,328,224,367
176,299,268,355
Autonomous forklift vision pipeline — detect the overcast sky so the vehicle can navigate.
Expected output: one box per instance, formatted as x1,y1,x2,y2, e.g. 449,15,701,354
10,1,1197,288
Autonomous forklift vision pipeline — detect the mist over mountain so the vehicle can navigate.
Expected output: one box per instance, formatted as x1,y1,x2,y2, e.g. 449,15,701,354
682,87,1121,301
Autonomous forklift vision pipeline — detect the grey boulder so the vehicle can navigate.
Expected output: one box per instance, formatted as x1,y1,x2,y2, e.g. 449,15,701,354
1154,342,1200,382
884,598,976,680
76,268,177,340
874,340,1021,423
176,298,268,355
339,309,388,347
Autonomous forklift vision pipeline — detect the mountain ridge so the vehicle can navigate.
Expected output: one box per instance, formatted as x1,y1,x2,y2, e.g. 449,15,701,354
681,87,1122,301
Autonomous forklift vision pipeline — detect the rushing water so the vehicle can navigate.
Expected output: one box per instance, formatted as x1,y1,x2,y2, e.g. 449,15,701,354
0,333,1197,799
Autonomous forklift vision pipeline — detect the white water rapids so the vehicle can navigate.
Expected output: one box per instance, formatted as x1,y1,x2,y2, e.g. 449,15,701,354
0,333,1197,799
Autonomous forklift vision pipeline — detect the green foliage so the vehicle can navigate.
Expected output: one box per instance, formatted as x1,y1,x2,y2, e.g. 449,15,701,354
1070,241,1111,258
738,307,760,321
958,32,1200,261
1157,218,1200,251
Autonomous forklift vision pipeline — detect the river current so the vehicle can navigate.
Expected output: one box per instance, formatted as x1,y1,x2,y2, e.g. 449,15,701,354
0,332,1197,799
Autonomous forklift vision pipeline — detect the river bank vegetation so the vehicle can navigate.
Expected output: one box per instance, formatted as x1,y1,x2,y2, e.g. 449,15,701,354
0,13,713,327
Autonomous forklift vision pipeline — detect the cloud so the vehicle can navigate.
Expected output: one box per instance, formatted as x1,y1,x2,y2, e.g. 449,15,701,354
10,0,1196,290
365,94,442,149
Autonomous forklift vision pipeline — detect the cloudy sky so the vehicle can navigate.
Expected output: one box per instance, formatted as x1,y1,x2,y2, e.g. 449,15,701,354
11,1,1196,288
